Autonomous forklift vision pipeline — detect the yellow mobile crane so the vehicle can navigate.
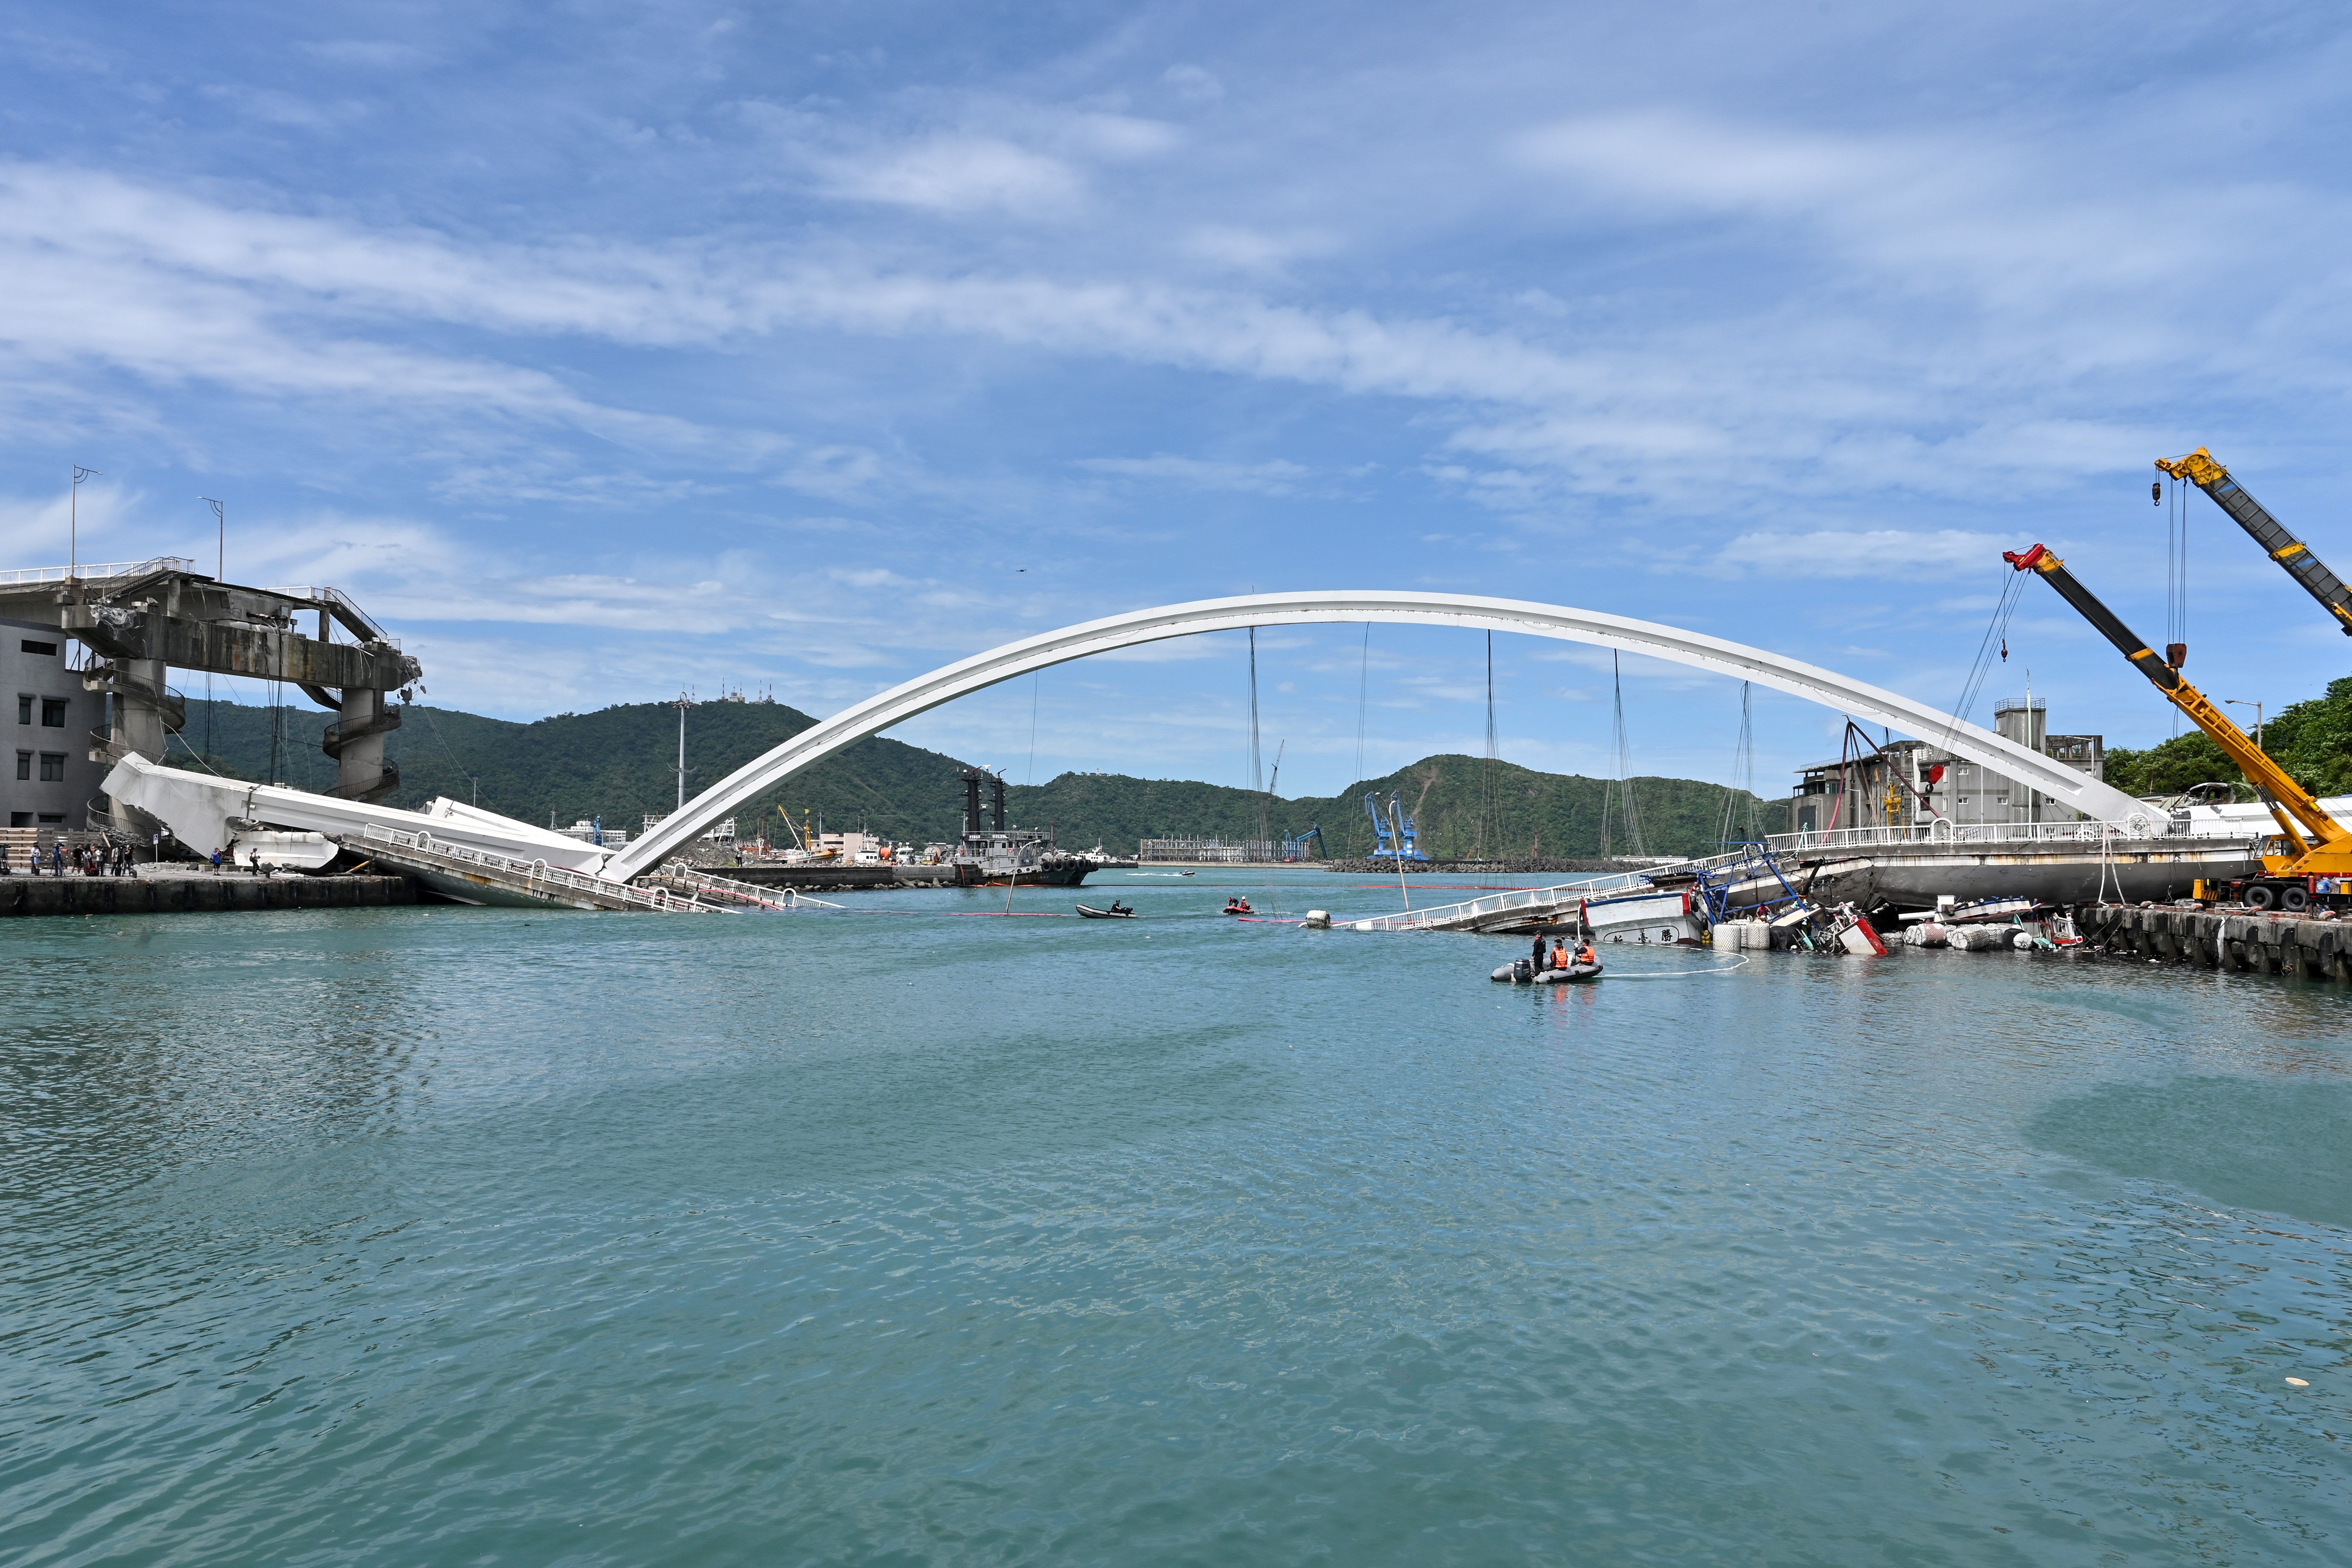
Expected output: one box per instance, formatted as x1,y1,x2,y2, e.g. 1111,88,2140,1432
2155,447,2352,635
2003,542,2352,911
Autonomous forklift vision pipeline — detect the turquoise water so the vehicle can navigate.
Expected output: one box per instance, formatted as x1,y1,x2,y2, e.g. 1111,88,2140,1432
5,870,2349,1565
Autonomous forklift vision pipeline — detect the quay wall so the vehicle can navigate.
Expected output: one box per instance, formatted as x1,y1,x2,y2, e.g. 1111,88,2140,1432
3,874,415,918
2080,903,2352,984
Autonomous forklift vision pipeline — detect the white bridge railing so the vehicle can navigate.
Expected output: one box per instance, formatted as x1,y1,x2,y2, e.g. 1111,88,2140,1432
1349,845,1771,933
358,823,714,913
1763,820,2144,854
0,556,197,586
646,862,846,912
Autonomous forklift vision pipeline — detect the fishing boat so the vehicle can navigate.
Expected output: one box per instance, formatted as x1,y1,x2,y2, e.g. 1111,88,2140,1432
1076,902,1137,919
1822,902,1888,956
1580,886,1703,945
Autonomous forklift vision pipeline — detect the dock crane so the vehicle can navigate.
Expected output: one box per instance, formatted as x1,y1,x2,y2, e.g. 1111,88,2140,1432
2003,542,2352,910
1365,790,1429,862
2155,448,2352,635
1281,823,1328,862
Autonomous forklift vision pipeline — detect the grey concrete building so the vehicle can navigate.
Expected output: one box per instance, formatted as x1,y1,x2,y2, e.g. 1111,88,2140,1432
3,615,108,830
1791,699,2107,835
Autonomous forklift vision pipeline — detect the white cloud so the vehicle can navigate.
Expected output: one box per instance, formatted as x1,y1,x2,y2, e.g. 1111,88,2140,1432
1511,111,1894,215
1710,529,2008,579
1180,224,1333,273
296,40,430,69
1162,64,1223,104
815,135,1085,215
1076,455,1309,494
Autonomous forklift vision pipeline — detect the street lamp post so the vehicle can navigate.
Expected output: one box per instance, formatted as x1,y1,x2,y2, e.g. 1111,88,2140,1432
201,497,224,581
70,466,100,578
2224,698,2265,753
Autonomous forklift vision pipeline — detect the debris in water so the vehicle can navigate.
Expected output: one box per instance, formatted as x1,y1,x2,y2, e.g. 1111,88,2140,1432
2286,1376,2310,1387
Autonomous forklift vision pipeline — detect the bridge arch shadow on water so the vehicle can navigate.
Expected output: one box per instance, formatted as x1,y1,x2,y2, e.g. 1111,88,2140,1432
607,591,2157,879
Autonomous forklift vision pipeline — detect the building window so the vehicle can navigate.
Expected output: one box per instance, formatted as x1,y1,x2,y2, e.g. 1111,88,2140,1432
36,814,63,825
38,752,65,782
19,639,57,656
13,751,27,780
9,811,28,827
40,698,67,727
15,695,28,724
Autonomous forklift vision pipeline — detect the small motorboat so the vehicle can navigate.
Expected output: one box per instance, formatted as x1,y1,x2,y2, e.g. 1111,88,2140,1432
1076,902,1138,919
1491,957,1604,984
1223,896,1253,916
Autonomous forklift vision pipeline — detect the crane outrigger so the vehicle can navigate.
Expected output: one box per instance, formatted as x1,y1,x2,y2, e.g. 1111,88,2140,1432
2003,542,2352,911
2155,447,2352,635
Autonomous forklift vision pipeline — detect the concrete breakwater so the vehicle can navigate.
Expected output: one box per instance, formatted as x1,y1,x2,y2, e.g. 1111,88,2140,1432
3,874,415,917
2079,902,2352,983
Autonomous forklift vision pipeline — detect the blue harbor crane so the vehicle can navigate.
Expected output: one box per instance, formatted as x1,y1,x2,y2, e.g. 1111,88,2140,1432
1364,791,1428,862
1281,823,1328,862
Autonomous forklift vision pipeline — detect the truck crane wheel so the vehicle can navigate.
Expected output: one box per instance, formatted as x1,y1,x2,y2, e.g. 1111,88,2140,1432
2279,883,2310,913
2244,884,2278,911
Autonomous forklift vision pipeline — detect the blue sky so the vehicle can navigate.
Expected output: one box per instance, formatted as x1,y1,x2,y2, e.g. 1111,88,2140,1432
5,1,2351,800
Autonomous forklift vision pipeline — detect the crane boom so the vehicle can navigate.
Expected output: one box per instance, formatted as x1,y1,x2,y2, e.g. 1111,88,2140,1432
2002,542,2352,874
2156,447,2352,635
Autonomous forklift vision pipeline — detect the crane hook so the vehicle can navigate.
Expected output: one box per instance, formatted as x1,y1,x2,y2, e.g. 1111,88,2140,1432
2153,480,2163,505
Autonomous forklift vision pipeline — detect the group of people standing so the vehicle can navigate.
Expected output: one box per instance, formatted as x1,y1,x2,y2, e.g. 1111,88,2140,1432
1534,933,1598,972
0,840,140,877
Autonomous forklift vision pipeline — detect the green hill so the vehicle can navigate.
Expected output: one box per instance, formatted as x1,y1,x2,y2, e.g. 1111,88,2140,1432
1008,754,1788,859
166,698,1785,858
2104,674,2352,800
170,697,968,846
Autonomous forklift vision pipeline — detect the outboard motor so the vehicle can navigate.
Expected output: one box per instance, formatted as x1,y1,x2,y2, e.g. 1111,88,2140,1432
1512,957,1534,983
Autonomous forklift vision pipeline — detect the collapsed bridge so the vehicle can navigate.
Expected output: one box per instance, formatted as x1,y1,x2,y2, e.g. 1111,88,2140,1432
90,588,2184,910
0,556,421,834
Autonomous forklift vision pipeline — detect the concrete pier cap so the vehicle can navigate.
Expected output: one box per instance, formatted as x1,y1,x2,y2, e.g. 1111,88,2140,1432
607,591,2162,881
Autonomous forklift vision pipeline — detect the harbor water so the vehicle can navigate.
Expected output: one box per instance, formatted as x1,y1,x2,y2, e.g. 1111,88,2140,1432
5,871,2348,1565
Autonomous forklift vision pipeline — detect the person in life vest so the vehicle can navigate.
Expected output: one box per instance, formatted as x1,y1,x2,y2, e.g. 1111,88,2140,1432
1549,938,1572,970
1573,938,1597,967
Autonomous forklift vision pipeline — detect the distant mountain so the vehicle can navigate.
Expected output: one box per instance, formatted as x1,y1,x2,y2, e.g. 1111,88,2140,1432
170,697,969,847
1007,753,1788,860
167,698,1785,858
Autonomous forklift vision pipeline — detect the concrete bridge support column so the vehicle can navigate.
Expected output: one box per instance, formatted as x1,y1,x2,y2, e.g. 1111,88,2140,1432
331,687,400,802
111,657,170,761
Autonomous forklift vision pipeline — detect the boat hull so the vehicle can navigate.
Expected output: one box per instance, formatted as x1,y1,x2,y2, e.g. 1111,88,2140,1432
1582,888,1702,945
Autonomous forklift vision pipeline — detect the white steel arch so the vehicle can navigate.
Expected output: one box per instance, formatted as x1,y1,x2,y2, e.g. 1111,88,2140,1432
606,590,2158,879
